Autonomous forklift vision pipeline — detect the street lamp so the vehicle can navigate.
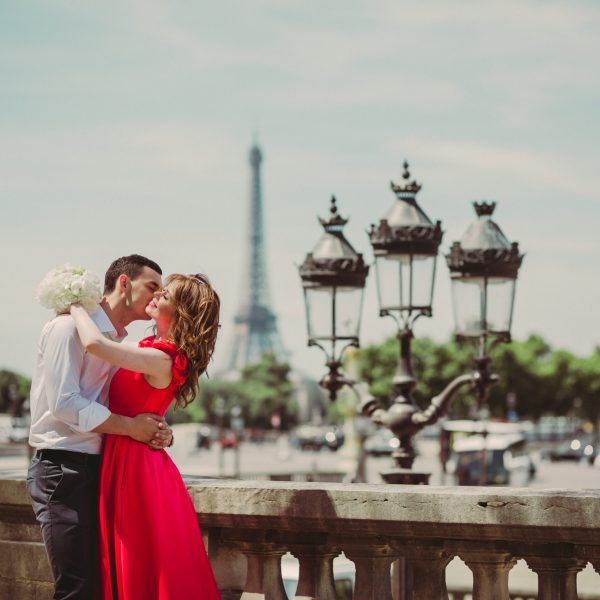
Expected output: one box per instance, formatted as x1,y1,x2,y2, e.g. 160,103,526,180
446,201,524,485
298,196,369,400
367,161,442,392
298,166,524,486
360,165,524,484
370,161,442,328
446,201,524,399
363,162,444,477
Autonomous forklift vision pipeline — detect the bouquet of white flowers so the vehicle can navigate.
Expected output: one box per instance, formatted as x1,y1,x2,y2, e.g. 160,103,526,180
37,264,102,314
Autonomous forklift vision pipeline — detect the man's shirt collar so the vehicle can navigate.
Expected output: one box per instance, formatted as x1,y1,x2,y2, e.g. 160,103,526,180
90,307,128,341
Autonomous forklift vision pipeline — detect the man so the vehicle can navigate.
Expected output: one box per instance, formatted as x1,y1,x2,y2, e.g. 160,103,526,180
27,254,172,600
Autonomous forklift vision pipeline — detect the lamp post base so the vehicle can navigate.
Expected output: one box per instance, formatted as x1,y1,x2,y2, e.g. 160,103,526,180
380,469,431,485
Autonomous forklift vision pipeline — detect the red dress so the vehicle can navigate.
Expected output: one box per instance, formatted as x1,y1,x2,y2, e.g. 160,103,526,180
98,336,221,600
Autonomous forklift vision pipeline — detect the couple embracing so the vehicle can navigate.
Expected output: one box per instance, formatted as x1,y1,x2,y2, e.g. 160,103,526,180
27,255,222,600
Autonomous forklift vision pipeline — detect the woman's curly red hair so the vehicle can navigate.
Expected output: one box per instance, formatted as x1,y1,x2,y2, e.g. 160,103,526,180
165,273,220,410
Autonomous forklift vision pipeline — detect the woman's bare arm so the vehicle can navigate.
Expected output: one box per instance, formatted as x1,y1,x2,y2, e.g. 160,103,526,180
69,304,172,382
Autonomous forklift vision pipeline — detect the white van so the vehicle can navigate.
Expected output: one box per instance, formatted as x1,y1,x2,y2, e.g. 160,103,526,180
446,433,535,486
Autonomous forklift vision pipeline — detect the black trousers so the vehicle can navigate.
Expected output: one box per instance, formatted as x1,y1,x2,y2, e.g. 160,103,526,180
27,450,102,600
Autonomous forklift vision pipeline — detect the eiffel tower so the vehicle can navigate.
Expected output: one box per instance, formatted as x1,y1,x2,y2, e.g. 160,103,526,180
226,143,286,371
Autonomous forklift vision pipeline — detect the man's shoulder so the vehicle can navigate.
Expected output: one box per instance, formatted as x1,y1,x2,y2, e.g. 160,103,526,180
43,315,77,339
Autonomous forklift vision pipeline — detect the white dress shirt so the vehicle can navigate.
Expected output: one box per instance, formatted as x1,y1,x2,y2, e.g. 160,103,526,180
29,307,126,454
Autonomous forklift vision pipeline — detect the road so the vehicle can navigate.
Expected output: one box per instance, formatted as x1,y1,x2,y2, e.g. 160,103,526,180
5,426,600,488
162,426,600,490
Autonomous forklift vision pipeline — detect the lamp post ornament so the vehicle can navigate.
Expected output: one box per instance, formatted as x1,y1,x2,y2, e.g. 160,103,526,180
299,163,524,485
298,195,369,400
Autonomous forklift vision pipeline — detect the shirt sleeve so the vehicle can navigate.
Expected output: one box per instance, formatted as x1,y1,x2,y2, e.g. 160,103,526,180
42,318,112,433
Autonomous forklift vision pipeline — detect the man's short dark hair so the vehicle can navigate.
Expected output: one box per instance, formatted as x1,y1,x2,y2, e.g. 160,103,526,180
104,255,162,294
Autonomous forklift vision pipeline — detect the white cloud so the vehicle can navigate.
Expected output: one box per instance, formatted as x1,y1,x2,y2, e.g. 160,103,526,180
1,0,599,378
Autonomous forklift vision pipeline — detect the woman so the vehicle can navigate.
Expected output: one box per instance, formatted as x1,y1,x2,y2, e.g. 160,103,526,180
70,273,221,600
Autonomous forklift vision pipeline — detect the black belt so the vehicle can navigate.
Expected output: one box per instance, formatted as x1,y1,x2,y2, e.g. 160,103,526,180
35,449,101,466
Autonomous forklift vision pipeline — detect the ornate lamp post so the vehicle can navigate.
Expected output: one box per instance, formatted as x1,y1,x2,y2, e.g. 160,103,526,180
298,166,524,486
298,196,369,400
446,201,524,485
360,165,524,484
362,162,444,481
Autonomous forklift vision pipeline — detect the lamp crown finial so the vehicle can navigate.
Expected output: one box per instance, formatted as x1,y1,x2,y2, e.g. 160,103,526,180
319,195,348,230
473,201,496,217
391,159,422,195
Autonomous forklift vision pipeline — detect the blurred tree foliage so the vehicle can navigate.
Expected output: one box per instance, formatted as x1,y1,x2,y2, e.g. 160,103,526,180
0,370,31,415
356,335,600,422
168,353,297,429
6,337,600,426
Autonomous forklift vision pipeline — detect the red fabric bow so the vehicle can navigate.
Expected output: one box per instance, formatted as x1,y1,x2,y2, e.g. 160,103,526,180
138,336,188,386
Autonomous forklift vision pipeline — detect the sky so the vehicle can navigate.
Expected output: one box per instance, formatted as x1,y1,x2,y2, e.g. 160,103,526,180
1,0,599,381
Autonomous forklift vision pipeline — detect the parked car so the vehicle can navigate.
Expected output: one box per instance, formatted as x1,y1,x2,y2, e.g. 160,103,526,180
220,430,238,449
7,416,29,443
364,429,400,456
291,425,345,452
195,425,213,450
542,434,595,462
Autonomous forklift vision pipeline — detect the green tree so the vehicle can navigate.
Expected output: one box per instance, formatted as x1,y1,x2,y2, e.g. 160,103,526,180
169,354,297,430
485,335,551,419
569,347,600,424
238,354,296,429
356,336,474,417
167,378,242,425
356,334,600,421
0,370,31,414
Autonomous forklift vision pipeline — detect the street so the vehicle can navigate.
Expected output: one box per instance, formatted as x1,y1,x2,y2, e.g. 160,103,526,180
160,426,600,490
5,426,599,489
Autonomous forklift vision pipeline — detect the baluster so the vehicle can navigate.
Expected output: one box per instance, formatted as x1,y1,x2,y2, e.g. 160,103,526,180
238,540,288,600
203,528,246,599
289,544,340,600
457,546,515,600
525,556,586,600
397,542,451,600
210,545,247,599
344,540,398,600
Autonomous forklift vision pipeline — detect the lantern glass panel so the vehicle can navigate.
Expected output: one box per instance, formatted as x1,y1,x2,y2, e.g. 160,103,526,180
304,286,332,340
412,254,437,309
375,254,436,314
334,286,364,339
451,276,516,336
486,277,516,333
304,285,363,341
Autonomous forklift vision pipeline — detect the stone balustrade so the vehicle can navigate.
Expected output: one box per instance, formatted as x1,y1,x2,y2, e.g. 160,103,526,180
1,473,600,599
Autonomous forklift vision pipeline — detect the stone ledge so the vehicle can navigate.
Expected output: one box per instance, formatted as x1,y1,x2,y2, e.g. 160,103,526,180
4,474,600,545
185,478,600,543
